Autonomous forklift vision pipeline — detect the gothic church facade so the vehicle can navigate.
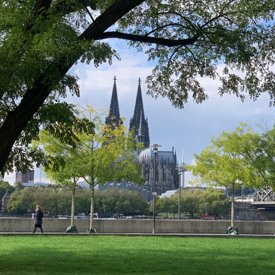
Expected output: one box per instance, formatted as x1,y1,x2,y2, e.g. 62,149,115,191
105,77,178,195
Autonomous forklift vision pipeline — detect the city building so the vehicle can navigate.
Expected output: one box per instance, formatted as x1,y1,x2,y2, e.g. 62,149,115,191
138,147,178,195
15,169,34,184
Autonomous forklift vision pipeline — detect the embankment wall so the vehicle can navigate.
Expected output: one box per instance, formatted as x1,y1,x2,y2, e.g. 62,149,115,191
1,218,275,234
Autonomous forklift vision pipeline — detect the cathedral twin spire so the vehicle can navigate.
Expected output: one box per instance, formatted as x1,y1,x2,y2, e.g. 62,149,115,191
105,77,150,148
129,78,150,148
105,76,121,128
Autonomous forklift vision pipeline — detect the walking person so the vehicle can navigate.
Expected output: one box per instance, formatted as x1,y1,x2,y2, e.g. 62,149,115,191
33,205,44,233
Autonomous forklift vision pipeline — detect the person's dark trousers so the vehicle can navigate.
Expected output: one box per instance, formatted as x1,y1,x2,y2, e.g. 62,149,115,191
33,225,43,233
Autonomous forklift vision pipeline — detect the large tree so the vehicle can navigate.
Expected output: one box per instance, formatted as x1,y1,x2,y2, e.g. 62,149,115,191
75,119,143,232
188,124,275,227
33,112,94,230
37,130,83,231
1,0,274,173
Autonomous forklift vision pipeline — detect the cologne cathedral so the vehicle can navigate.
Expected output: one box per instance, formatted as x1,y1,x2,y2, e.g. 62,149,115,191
105,77,179,195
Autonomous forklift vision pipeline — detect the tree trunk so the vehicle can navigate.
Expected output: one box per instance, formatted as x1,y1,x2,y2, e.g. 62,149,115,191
89,184,95,232
0,58,75,173
0,79,52,172
70,184,76,227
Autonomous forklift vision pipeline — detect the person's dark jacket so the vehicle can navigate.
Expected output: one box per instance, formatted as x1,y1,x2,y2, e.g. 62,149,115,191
35,209,43,226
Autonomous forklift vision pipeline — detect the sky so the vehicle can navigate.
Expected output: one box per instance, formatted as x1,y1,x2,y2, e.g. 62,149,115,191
4,41,275,185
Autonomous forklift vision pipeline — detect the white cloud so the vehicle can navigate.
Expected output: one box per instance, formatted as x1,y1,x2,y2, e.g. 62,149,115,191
68,49,154,124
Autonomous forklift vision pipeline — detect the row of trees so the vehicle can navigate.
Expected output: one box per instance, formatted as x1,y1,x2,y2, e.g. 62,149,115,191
6,187,149,217
156,188,229,219
6,186,230,219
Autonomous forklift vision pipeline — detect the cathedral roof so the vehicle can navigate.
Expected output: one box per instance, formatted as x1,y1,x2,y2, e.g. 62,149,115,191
139,148,176,164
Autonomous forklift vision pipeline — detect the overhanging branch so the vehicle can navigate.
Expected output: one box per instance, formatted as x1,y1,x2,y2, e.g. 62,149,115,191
80,0,145,39
33,0,52,15
94,31,199,47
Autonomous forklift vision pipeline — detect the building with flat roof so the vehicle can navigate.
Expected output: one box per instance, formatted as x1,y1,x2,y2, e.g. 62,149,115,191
15,169,34,184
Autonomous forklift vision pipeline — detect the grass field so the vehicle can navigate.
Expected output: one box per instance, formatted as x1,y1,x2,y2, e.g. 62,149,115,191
0,236,275,274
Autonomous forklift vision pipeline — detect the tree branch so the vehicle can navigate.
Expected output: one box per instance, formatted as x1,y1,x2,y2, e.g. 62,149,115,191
33,0,52,17
167,45,182,69
145,22,187,37
94,31,199,47
25,0,52,31
85,7,95,22
80,0,145,39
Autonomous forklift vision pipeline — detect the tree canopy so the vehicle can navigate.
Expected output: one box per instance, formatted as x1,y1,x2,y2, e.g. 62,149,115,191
0,180,15,200
1,0,274,173
188,124,275,189
188,124,275,229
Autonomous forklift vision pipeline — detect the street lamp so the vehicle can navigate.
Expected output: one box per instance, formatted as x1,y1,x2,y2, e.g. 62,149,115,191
177,163,185,220
239,180,244,202
231,179,243,227
151,144,161,234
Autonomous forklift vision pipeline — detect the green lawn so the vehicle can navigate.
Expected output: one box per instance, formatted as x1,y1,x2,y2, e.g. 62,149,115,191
0,236,274,274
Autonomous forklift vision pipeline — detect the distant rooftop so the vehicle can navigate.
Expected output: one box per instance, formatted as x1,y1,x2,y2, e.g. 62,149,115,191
159,190,178,199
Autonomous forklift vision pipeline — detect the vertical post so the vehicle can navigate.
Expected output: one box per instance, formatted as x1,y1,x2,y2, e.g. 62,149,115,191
177,163,184,220
241,184,244,202
231,181,235,227
151,144,160,235
178,183,181,220
152,192,156,234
